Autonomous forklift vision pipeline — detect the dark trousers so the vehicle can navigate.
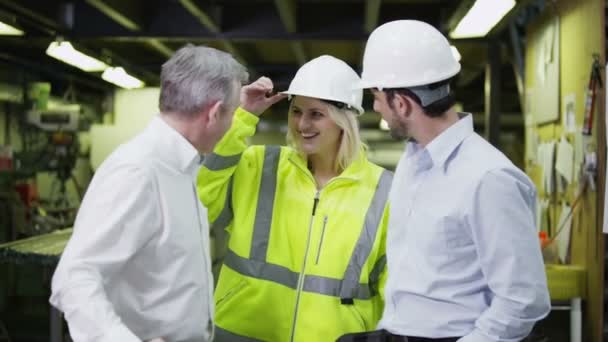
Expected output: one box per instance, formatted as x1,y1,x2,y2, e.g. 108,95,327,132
336,329,461,342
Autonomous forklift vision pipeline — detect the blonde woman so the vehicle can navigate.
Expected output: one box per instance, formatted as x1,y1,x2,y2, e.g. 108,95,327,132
198,55,392,341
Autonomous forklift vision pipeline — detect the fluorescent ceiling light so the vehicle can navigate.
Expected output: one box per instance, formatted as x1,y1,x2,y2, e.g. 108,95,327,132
102,67,145,89
0,21,23,35
450,45,461,62
450,0,516,39
46,41,108,72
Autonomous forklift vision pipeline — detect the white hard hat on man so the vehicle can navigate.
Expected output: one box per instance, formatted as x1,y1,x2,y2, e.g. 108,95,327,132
356,20,460,106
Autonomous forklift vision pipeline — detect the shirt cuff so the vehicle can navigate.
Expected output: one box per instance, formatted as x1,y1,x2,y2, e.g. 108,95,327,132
103,323,141,342
458,329,493,342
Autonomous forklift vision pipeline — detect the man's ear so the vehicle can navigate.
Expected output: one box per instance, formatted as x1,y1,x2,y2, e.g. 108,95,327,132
390,93,413,119
205,100,224,128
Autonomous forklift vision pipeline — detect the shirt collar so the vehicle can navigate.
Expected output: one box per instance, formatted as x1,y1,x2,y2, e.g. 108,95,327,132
410,113,473,172
148,116,201,177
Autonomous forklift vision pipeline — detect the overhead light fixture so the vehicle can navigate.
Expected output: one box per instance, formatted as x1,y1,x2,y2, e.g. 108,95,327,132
102,67,145,89
450,0,516,39
450,45,462,62
0,21,23,35
46,41,108,72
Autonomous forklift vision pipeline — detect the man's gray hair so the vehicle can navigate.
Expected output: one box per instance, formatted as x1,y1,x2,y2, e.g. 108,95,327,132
159,44,248,116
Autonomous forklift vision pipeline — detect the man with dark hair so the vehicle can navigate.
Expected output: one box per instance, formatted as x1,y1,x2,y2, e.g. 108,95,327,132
50,45,252,342
343,20,550,342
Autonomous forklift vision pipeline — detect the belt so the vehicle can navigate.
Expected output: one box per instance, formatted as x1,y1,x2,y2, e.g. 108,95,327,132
387,335,459,342
336,330,460,342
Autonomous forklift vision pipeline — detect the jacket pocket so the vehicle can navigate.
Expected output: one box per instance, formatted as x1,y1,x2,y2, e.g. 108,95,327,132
315,215,329,265
216,279,247,309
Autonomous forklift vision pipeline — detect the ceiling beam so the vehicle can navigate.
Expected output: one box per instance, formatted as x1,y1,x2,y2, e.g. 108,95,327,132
290,42,307,66
85,0,174,58
364,0,382,33
85,0,140,31
0,0,57,34
178,0,219,33
178,0,247,66
274,0,296,33
272,0,307,66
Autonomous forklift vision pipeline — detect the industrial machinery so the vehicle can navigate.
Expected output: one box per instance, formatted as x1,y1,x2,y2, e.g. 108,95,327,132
0,83,84,242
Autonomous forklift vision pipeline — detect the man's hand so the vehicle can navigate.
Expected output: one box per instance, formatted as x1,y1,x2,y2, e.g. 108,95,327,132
240,76,287,116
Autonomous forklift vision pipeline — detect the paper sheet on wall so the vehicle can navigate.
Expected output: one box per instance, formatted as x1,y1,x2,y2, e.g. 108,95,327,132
531,17,560,124
555,202,573,263
539,141,556,195
536,198,550,232
525,114,539,164
537,144,545,191
555,137,574,185
562,93,577,133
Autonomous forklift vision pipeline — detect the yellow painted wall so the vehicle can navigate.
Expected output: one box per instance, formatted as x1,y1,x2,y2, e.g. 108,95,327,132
525,0,604,340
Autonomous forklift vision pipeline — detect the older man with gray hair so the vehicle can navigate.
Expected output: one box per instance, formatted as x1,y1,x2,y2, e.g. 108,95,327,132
50,45,248,342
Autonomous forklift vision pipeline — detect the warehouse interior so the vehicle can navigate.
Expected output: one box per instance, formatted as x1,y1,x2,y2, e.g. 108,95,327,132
0,0,606,341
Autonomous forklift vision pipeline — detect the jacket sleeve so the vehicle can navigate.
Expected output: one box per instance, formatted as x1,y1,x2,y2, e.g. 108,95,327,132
459,169,551,342
196,107,259,225
49,164,161,342
369,185,391,325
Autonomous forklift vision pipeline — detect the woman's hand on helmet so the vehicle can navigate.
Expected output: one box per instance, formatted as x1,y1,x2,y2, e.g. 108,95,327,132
240,76,287,116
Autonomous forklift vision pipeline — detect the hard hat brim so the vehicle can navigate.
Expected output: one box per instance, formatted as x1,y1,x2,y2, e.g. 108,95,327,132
355,65,461,90
280,90,364,115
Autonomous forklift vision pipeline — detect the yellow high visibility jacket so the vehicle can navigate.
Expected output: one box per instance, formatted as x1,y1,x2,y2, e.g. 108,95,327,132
197,108,391,342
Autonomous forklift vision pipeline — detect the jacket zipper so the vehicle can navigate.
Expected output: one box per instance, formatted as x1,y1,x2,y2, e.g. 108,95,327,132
289,191,319,342
315,215,328,265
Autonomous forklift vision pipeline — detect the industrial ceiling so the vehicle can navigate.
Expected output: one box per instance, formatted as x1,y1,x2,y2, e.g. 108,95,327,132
0,0,539,136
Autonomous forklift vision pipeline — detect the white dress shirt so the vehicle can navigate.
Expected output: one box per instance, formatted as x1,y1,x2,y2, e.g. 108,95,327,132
379,114,550,341
50,116,214,342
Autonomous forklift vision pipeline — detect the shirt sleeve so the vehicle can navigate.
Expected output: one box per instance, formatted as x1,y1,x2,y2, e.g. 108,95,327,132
460,168,551,342
49,162,162,342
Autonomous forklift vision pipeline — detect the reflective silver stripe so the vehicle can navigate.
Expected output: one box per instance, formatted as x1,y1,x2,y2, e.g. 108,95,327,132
339,170,393,299
369,255,386,295
226,249,299,288
203,152,242,171
210,178,234,280
211,177,234,233
224,249,372,299
250,146,281,260
234,148,391,300
214,325,262,341
304,275,371,299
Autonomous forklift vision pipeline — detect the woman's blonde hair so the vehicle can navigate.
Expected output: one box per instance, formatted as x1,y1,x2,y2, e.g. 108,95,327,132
286,98,365,173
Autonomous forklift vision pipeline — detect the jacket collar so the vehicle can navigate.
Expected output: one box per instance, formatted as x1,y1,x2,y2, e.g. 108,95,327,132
287,148,367,182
